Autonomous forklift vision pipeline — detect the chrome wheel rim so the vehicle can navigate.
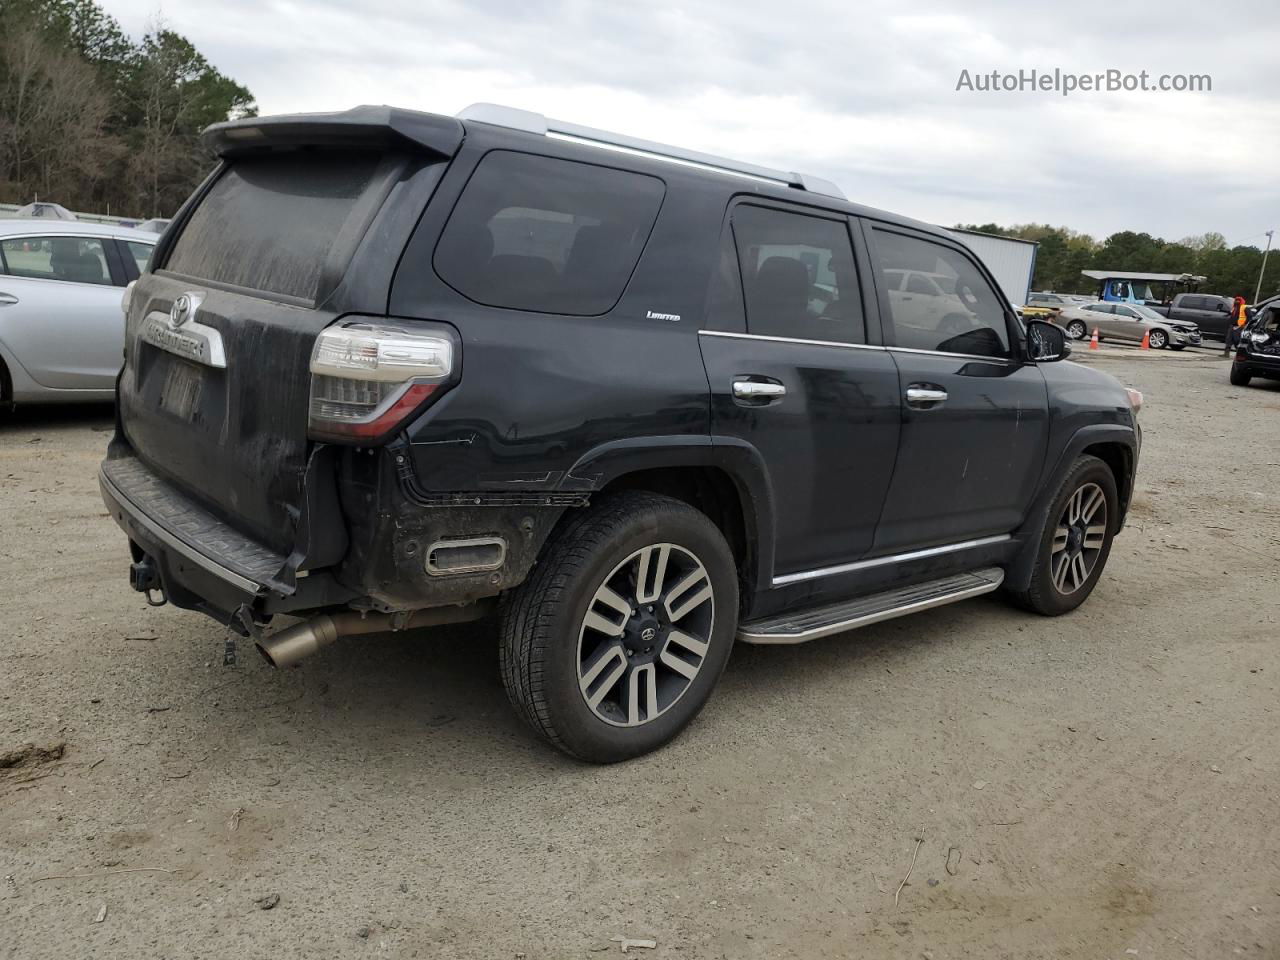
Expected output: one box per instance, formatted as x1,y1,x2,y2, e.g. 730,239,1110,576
1051,482,1108,596
1067,321,1086,339
577,543,714,728
1149,330,1166,348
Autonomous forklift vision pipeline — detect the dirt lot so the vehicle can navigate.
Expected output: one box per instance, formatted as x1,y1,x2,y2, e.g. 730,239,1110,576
2,347,1278,959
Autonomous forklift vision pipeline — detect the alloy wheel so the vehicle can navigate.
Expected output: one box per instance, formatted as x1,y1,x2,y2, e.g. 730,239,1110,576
1149,330,1167,348
1051,482,1108,595
577,543,715,727
1067,321,1087,340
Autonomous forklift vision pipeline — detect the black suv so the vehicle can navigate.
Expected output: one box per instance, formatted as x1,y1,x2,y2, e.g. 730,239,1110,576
1230,295,1280,386
100,104,1142,762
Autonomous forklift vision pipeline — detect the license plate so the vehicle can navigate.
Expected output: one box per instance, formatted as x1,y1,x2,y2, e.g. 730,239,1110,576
159,360,204,420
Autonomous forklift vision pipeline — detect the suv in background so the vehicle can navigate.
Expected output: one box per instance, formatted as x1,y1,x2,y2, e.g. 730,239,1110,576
99,104,1142,762
1230,295,1280,386
1154,292,1235,339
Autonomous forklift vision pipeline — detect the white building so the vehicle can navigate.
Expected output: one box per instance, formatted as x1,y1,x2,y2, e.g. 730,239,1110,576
944,228,1039,307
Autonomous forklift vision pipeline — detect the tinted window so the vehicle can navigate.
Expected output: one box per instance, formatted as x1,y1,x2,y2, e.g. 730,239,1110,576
0,236,111,285
1115,306,1139,318
1181,296,1205,310
1085,304,1114,314
731,204,863,343
871,229,1009,357
165,150,389,303
125,241,154,274
434,151,664,316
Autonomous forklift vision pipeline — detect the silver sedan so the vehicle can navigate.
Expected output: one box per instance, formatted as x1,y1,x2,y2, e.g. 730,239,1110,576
1057,301,1201,350
0,220,156,404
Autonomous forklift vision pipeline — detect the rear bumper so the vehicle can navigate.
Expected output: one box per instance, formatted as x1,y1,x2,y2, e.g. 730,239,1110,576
99,457,283,621
1236,351,1280,377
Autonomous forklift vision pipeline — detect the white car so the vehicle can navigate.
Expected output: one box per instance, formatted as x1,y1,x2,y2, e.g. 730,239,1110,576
0,220,157,404
880,268,967,334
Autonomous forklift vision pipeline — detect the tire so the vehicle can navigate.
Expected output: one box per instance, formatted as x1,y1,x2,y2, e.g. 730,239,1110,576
1147,329,1168,349
1006,455,1119,616
1229,362,1253,387
1169,345,1185,351
500,492,738,762
1065,320,1087,340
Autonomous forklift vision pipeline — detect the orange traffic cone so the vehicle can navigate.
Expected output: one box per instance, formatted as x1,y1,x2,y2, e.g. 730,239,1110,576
1089,329,1100,350
1140,330,1151,350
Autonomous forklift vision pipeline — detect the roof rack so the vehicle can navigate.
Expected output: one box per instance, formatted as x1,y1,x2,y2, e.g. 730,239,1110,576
457,103,846,201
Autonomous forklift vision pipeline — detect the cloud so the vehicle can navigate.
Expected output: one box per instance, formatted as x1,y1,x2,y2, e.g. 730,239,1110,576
104,0,1278,242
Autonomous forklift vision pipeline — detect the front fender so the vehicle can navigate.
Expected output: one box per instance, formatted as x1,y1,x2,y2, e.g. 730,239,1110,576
1005,422,1140,592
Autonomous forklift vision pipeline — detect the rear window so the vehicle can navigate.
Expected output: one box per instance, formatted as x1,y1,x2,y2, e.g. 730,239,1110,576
433,151,665,316
164,151,389,303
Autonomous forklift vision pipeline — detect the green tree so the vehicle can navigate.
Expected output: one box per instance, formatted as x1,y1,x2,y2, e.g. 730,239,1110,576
0,0,253,217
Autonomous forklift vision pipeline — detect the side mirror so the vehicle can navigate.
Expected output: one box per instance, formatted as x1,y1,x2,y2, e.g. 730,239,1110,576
1027,319,1070,362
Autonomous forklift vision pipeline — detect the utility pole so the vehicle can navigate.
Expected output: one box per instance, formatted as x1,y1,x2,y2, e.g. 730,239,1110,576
1255,229,1274,304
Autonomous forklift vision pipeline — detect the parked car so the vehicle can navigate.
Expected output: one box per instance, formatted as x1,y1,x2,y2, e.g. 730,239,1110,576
1229,295,1280,386
1025,292,1090,311
12,201,77,221
135,218,172,235
1057,301,1200,349
1017,304,1058,321
1150,292,1235,339
0,220,156,404
99,103,1142,762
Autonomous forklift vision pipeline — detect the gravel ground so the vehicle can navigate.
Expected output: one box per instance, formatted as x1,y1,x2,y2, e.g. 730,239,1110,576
2,347,1278,959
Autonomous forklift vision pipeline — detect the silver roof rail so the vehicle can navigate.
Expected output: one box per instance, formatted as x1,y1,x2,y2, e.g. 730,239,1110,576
457,103,846,201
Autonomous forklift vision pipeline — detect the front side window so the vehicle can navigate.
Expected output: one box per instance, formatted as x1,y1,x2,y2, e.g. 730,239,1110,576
730,204,864,344
0,236,111,285
434,151,665,316
1115,306,1139,319
870,229,1010,357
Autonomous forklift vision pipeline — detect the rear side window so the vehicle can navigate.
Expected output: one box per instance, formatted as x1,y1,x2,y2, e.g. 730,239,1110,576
433,151,664,316
164,151,389,303
0,236,112,285
124,241,154,274
730,204,864,344
870,228,1010,358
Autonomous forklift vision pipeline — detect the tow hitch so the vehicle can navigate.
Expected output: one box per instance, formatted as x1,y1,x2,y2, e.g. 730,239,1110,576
128,557,167,607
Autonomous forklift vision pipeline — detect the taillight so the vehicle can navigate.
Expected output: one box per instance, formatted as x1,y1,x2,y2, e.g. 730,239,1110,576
308,320,455,443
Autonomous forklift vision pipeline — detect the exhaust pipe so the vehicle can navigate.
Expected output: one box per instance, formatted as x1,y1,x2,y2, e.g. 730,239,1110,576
256,604,489,669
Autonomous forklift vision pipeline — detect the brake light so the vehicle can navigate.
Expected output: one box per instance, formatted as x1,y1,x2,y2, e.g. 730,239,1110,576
308,321,455,443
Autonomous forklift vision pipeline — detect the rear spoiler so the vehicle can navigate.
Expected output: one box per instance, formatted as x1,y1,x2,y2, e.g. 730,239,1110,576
202,105,465,159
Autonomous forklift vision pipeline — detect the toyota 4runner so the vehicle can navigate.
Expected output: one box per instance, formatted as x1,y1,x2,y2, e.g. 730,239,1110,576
100,104,1142,762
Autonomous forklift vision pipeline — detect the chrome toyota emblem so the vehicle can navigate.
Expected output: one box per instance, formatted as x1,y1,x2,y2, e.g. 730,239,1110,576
640,626,657,643
169,292,202,329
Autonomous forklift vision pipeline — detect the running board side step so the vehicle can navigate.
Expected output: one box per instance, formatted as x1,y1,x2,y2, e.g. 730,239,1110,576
737,567,1005,645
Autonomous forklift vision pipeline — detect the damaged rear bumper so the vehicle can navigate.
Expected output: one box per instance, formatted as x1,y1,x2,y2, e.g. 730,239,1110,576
99,455,353,625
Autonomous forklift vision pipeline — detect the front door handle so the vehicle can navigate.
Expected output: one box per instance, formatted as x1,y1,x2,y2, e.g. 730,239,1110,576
733,378,786,402
0,292,18,306
905,384,947,409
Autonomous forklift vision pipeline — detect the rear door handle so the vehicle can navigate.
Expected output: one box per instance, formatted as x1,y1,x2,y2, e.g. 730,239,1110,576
905,384,947,409
732,378,786,402
0,292,18,306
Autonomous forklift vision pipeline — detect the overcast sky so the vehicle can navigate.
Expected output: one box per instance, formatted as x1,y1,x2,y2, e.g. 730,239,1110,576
107,0,1278,246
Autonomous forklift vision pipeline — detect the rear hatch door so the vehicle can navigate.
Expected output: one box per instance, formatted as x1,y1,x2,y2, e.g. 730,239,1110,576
116,110,461,558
